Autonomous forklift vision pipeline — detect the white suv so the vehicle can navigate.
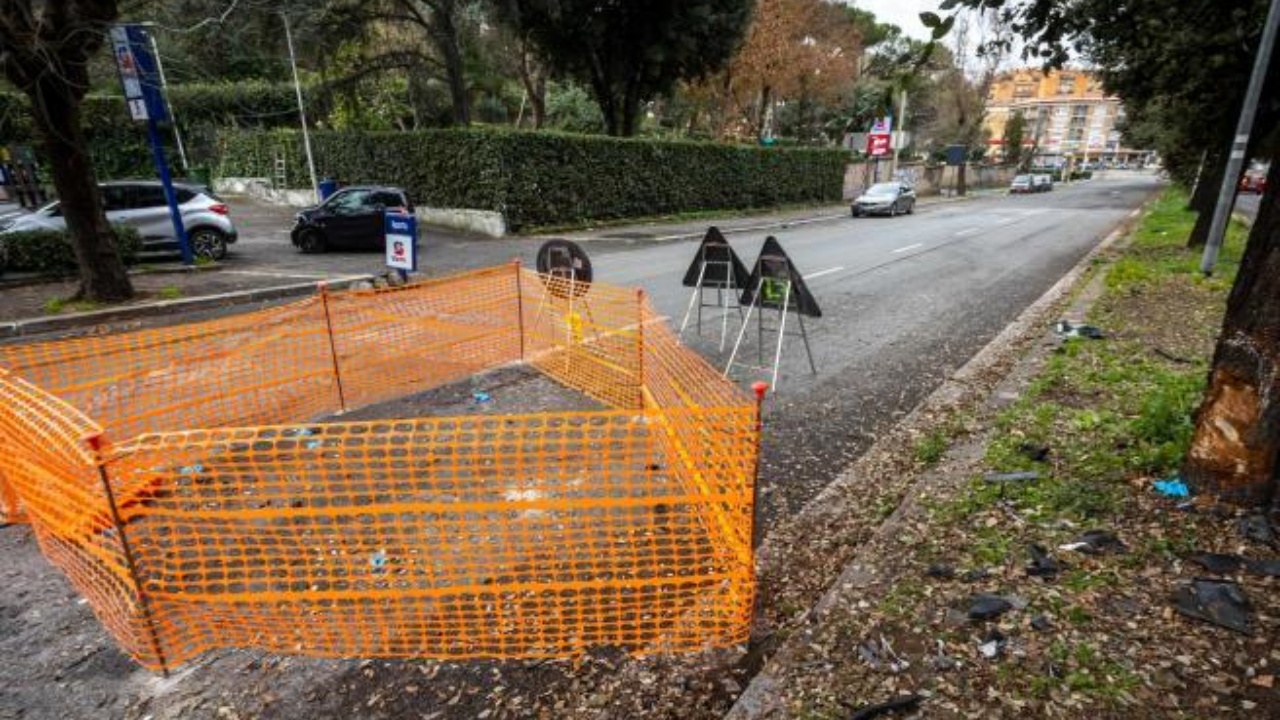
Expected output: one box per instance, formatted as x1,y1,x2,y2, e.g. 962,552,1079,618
0,180,239,260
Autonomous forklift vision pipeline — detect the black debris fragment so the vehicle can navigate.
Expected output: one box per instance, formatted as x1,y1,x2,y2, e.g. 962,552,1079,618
1018,442,1050,462
926,564,956,580
1238,515,1277,548
967,594,1013,621
1059,529,1127,555
1172,579,1253,635
983,471,1041,484
1026,544,1063,577
847,694,924,720
1245,557,1280,577
1190,553,1245,575
1030,614,1054,632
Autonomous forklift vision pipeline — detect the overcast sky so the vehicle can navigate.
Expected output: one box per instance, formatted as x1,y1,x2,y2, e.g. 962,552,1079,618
848,0,939,41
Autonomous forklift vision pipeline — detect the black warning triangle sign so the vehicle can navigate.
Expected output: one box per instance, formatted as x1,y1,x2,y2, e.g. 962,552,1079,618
739,236,822,318
681,226,752,289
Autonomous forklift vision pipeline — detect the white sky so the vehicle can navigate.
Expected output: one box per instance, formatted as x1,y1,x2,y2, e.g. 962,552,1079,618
845,0,939,41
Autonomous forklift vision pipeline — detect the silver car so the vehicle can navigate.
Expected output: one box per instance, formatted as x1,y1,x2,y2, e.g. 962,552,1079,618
852,182,917,217
0,180,238,260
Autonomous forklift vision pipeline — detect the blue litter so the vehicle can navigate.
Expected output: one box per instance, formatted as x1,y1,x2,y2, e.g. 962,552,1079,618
1154,477,1190,498
178,464,205,475
473,392,492,404
305,440,322,450
371,549,388,572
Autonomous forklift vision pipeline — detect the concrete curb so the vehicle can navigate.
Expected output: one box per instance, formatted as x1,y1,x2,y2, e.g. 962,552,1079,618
0,274,373,340
724,191,1158,719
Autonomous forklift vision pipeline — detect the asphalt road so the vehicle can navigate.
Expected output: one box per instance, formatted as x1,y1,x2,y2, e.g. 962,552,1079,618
581,173,1164,517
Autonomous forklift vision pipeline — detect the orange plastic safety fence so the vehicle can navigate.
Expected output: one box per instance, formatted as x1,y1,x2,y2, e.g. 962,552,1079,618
0,266,757,671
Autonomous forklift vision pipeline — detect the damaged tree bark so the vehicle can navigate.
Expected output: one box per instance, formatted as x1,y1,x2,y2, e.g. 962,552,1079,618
1183,158,1280,511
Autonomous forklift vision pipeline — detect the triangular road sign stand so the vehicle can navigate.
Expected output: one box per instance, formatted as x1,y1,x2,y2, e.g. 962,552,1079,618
725,238,819,389
679,228,751,353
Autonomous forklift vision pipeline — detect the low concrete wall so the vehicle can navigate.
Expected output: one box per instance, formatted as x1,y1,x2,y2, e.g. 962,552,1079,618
843,163,1018,199
215,178,507,238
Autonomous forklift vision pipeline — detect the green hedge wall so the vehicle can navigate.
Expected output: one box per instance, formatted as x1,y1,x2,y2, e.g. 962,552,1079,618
216,128,849,229
1,226,142,277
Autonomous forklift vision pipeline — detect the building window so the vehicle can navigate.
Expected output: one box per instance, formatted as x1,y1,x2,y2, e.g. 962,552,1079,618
1058,74,1076,94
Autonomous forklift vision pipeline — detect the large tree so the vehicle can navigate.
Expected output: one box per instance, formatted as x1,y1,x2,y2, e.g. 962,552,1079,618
938,0,1280,509
493,0,753,136
0,1,134,301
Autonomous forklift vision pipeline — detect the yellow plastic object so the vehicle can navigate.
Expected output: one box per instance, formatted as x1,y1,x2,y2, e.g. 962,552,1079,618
0,265,758,672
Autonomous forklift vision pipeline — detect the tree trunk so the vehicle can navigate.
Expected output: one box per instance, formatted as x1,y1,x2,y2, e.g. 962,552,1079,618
429,3,470,126
1183,157,1280,510
1187,151,1227,249
518,39,547,130
957,161,968,196
29,78,133,302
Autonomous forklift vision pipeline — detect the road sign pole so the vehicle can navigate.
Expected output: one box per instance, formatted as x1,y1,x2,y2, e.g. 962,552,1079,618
1200,0,1280,275
146,116,192,266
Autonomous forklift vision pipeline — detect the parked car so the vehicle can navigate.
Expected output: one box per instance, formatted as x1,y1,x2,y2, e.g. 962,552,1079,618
1239,172,1267,195
851,182,916,217
291,186,414,253
1032,174,1054,192
1009,175,1033,194
0,180,237,260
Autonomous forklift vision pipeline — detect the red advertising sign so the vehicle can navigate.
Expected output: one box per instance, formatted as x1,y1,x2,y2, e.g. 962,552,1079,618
867,133,892,157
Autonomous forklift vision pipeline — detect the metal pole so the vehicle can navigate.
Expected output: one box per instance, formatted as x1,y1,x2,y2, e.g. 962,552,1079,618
87,435,169,676
147,117,193,266
317,283,347,412
891,89,906,178
283,13,320,203
514,260,526,362
1202,0,1280,275
144,29,189,173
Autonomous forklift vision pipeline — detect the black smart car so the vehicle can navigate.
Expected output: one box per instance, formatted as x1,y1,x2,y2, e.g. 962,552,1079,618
291,185,413,253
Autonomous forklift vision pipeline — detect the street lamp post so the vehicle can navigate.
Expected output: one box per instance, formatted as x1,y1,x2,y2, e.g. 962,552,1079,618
282,12,320,203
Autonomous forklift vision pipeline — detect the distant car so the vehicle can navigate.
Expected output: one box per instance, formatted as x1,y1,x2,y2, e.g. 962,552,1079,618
1009,175,1033,194
291,186,414,253
0,180,237,260
1239,173,1267,195
1032,174,1054,192
852,182,916,217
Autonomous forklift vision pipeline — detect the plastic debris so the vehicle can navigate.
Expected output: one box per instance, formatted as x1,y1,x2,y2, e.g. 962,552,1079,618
926,563,956,579
1059,529,1127,555
1026,544,1063,577
1054,320,1106,339
979,628,1006,659
857,635,910,673
847,695,924,720
1246,558,1280,577
961,568,991,583
305,440,322,450
370,549,389,573
472,391,493,404
1153,477,1190,498
983,471,1041,484
1190,553,1244,575
967,593,1013,621
178,464,205,475
1030,614,1054,632
1172,579,1252,635
1238,515,1277,548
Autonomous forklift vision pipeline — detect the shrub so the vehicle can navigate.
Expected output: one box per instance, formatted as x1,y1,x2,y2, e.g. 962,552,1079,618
216,128,849,230
1,226,142,277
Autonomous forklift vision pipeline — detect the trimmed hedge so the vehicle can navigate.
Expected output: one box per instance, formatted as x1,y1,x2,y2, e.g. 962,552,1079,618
1,226,142,277
215,128,849,230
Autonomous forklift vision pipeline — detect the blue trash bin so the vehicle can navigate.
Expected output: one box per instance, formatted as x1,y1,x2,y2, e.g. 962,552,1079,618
318,178,338,201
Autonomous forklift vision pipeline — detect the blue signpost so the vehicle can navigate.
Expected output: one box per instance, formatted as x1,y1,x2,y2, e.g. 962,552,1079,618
110,24,193,266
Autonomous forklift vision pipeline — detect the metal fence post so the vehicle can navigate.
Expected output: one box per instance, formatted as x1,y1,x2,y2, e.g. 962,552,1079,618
636,289,646,409
317,283,348,413
86,434,169,676
514,260,526,362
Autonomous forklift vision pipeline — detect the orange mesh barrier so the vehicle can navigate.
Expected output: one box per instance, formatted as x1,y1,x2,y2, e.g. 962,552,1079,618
0,265,757,672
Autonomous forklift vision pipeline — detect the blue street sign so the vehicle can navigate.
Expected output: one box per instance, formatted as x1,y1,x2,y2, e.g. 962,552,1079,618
385,210,418,280
111,24,192,266
109,25,167,123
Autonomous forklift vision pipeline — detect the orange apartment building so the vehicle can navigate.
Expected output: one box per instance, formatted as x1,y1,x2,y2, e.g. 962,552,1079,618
984,68,1152,166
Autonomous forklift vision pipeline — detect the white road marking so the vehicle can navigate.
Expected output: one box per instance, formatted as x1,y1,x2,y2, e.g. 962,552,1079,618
219,269,333,280
891,243,922,253
954,227,982,237
803,266,844,280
